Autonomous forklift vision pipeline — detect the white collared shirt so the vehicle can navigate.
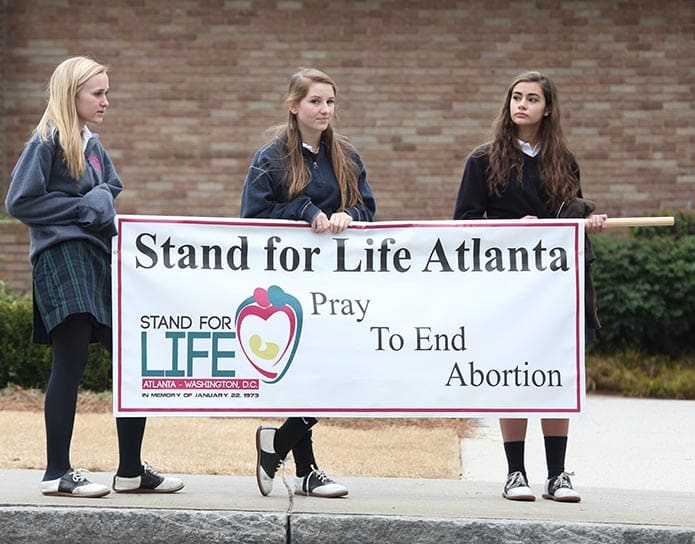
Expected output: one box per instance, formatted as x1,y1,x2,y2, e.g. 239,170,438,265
82,126,94,151
518,139,541,157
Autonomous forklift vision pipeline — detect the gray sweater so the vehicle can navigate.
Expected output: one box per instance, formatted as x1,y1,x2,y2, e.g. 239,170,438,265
5,131,123,264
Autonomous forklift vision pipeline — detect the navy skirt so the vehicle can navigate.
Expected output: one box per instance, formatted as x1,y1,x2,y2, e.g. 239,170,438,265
32,239,112,344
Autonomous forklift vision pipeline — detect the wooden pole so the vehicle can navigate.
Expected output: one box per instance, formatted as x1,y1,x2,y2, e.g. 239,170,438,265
592,216,675,229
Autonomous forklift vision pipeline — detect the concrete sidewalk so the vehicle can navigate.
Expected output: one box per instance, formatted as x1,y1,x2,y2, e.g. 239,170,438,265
0,394,693,543
461,394,695,492
1,469,693,543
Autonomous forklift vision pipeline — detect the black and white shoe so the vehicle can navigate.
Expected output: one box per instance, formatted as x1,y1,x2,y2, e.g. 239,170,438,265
256,426,282,496
112,462,184,493
295,466,348,498
542,471,581,502
502,470,536,501
40,468,110,498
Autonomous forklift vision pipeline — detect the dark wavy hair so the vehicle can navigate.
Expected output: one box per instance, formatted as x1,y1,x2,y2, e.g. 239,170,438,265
486,71,579,212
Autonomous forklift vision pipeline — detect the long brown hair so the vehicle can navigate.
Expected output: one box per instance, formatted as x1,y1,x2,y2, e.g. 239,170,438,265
486,71,578,212
267,68,363,209
36,56,108,179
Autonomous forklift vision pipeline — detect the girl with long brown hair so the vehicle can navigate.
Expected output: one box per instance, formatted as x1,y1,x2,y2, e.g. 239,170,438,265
241,68,376,498
453,71,606,503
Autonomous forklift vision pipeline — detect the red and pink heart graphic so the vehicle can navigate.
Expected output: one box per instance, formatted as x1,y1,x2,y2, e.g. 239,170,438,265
235,286,303,383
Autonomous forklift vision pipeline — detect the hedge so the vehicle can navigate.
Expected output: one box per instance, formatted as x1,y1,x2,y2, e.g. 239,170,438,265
0,282,112,391
590,210,695,357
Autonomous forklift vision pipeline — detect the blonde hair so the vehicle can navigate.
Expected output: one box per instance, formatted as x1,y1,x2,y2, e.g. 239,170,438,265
267,68,363,209
36,56,108,179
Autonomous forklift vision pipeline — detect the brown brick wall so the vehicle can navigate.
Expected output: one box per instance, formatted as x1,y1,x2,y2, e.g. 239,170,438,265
0,219,31,294
1,0,694,292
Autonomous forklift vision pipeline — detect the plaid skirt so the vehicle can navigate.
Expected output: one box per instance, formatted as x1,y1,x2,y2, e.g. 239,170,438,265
32,239,112,344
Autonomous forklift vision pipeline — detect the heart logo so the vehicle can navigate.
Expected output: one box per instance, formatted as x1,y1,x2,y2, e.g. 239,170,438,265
235,286,303,383
88,152,102,173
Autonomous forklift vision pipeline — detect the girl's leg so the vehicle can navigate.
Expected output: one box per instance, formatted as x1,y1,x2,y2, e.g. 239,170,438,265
541,418,570,479
96,325,182,492
255,417,316,496
93,325,148,478
540,417,579,502
115,418,147,477
290,428,316,478
44,314,93,480
286,420,347,498
500,418,528,476
113,413,183,492
256,417,347,497
274,417,318,468
500,418,534,501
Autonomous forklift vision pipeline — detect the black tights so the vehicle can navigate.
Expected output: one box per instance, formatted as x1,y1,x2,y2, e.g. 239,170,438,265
44,313,146,480
274,417,318,478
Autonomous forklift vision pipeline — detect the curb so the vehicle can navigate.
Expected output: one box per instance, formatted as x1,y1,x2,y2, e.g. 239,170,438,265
1,507,694,544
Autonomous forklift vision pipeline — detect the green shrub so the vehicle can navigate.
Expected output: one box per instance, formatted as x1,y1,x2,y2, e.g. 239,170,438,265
0,299,52,388
82,344,113,391
591,213,695,357
0,294,113,392
0,279,29,303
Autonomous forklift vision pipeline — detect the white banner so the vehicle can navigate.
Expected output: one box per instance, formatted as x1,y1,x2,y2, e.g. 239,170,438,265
113,216,585,418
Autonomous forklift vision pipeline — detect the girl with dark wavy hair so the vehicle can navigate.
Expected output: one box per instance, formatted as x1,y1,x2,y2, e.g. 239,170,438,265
454,71,607,503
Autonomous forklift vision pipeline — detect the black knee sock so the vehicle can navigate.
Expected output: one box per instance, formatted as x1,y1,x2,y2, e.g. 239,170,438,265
116,417,147,477
544,435,568,479
43,315,92,480
503,441,526,477
292,430,317,478
94,324,148,478
274,417,318,470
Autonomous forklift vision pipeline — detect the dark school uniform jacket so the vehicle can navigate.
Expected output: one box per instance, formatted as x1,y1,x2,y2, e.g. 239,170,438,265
453,144,600,330
240,137,376,222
